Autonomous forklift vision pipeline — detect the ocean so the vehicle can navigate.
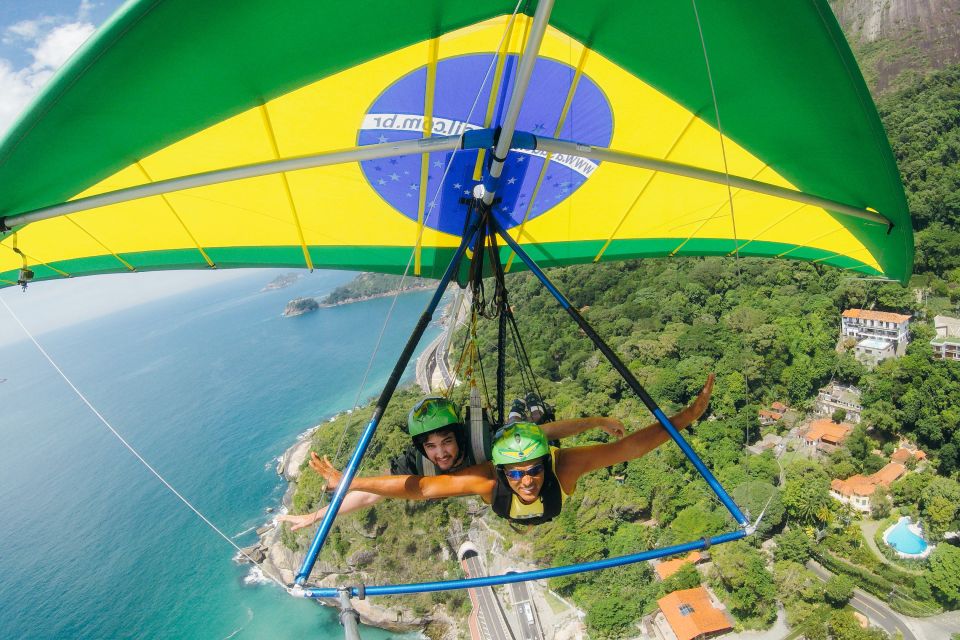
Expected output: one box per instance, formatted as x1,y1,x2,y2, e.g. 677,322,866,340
0,270,439,639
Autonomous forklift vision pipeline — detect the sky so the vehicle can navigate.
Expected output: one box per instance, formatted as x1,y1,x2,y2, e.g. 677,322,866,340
0,1,304,346
0,0,122,133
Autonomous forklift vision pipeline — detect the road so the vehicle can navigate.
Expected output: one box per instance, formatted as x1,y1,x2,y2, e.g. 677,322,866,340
508,578,544,640
415,287,465,393
463,550,515,640
806,560,917,640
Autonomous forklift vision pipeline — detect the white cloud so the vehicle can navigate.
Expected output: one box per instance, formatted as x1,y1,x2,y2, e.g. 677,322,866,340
28,22,95,70
0,4,96,137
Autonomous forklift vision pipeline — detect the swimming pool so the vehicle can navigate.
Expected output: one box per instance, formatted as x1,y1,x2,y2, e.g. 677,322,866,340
883,517,930,557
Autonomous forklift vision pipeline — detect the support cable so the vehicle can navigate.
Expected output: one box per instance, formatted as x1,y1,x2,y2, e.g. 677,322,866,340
683,0,740,274
0,295,289,589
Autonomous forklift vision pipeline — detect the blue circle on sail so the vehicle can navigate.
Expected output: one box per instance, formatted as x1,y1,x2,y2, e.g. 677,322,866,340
358,54,613,235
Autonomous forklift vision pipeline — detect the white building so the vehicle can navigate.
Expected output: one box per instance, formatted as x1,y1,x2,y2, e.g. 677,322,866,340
855,337,898,367
931,316,960,361
841,309,911,350
815,383,862,423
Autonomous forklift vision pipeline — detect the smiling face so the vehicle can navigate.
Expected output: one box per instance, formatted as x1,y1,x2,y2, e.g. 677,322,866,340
419,429,461,472
503,457,547,504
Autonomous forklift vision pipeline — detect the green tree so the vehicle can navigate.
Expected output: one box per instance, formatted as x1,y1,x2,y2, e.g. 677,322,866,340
928,544,960,608
920,477,960,539
832,408,848,423
711,541,777,623
869,485,891,519
846,424,873,462
783,461,832,525
824,575,855,607
584,597,636,638
731,481,784,537
774,528,813,564
828,609,888,640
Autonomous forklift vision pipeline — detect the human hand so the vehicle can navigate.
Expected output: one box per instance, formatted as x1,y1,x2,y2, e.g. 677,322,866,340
600,418,626,439
277,510,322,531
308,452,343,492
690,373,715,420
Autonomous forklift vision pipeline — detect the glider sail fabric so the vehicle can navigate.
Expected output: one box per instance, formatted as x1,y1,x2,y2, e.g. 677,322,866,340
0,0,912,288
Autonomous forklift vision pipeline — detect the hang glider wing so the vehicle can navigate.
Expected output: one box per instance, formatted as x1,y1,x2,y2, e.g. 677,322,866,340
0,0,912,287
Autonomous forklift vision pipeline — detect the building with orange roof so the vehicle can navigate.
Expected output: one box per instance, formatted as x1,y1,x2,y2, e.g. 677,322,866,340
891,447,926,464
771,401,788,413
804,419,853,454
653,586,732,640
758,409,784,426
841,308,911,361
830,462,906,512
653,552,702,581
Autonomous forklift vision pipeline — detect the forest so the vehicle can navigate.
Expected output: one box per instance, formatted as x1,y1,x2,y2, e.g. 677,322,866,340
280,63,960,639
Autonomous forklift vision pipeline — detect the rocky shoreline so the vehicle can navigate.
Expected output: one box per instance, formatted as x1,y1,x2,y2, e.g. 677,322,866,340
240,418,442,637
239,292,464,639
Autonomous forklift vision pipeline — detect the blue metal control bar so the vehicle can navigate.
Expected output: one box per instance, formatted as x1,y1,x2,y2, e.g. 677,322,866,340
299,530,746,598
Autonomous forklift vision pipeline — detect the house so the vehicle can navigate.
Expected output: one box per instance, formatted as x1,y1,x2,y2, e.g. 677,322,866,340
931,316,960,361
653,552,702,581
804,419,853,453
830,462,906,512
771,401,788,413
815,382,863,423
651,586,733,640
841,309,911,351
855,337,899,367
891,447,926,465
758,409,784,427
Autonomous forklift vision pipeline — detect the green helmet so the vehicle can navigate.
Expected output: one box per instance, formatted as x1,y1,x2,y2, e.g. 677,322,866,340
407,396,461,437
491,422,549,465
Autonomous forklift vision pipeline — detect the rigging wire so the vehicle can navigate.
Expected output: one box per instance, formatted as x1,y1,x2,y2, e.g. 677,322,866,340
0,295,290,589
691,0,741,278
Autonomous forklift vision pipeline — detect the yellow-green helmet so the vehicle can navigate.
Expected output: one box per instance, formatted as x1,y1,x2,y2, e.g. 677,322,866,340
491,422,549,465
407,396,461,438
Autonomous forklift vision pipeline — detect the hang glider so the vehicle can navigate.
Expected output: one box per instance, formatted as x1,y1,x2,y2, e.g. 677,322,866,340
0,0,911,289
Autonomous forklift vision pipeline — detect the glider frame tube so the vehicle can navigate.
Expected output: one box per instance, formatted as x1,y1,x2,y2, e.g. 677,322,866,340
531,136,892,228
293,213,483,585
482,0,555,206
1,136,463,231
494,221,749,526
300,529,746,598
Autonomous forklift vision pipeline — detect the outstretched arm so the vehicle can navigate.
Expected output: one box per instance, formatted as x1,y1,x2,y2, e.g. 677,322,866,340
309,452,497,502
556,374,714,493
277,491,383,531
540,416,625,441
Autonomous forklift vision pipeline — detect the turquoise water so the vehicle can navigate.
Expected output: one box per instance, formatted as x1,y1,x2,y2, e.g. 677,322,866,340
885,517,928,555
0,271,437,639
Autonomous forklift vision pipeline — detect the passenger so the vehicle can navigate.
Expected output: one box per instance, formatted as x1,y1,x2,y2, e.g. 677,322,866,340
307,375,714,525
279,395,624,530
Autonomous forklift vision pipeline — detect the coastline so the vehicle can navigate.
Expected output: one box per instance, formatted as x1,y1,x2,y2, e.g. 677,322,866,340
242,291,456,637
242,411,436,636
317,283,435,309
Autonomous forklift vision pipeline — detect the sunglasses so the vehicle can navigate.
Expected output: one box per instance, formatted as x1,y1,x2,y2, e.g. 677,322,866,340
504,463,545,480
